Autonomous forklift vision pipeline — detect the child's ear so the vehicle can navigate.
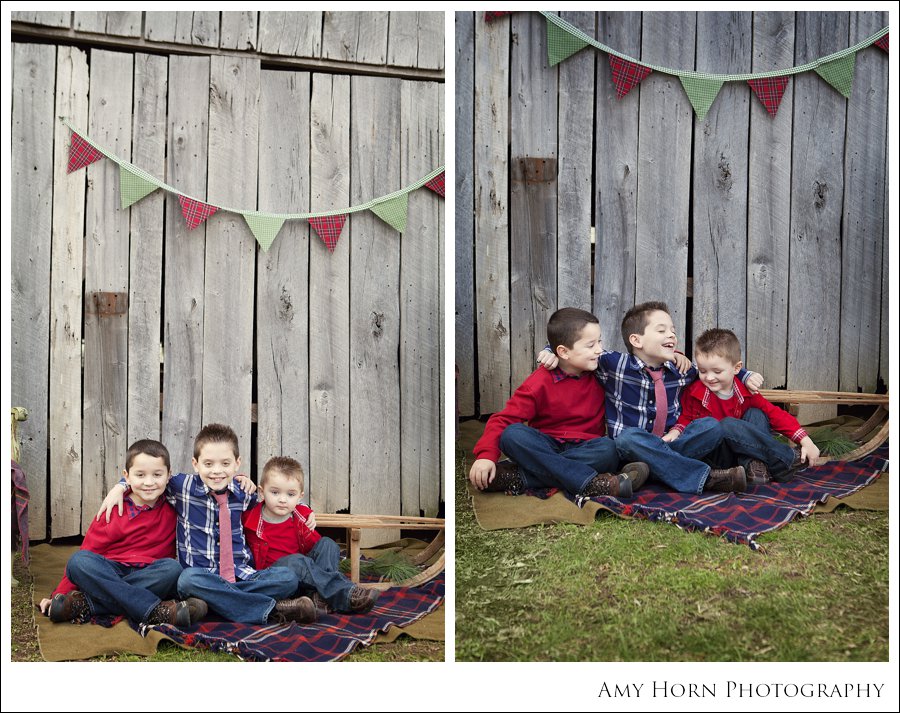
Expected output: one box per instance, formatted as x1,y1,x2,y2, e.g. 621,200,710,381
234,456,242,469
122,468,129,479
733,360,743,374
555,344,569,361
191,458,199,472
628,333,642,350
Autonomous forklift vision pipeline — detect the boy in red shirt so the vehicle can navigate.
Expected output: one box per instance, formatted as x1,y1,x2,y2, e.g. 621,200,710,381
243,456,379,614
468,307,648,500
39,439,207,626
671,328,820,482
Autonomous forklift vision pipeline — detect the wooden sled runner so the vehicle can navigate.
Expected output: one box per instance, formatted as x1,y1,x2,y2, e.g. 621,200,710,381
315,513,445,591
758,389,889,463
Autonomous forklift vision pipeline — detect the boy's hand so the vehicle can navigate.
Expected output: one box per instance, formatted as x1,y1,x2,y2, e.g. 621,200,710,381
306,511,317,530
38,598,52,615
745,371,764,394
469,459,497,490
96,483,127,522
799,437,821,467
672,352,692,374
235,474,257,494
537,349,558,370
662,429,680,443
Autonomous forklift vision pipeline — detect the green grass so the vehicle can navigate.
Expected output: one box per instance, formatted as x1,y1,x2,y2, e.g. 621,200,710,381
455,447,888,662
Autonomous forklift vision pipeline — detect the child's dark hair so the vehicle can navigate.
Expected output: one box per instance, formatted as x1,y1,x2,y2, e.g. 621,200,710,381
620,301,671,354
547,308,600,351
261,456,304,489
193,423,240,459
695,328,742,364
125,439,171,472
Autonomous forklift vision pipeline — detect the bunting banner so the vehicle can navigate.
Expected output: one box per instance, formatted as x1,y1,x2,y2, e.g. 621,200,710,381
539,12,889,119
62,118,444,253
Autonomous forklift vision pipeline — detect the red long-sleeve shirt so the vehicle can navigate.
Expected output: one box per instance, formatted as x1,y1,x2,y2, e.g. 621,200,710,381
242,503,321,569
473,367,607,462
674,378,808,443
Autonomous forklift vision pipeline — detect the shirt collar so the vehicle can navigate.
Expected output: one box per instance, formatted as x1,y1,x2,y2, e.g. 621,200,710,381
550,367,581,382
629,353,677,375
124,494,156,520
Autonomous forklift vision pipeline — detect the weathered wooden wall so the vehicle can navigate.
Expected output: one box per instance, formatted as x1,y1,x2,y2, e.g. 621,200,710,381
11,12,444,539
456,10,889,422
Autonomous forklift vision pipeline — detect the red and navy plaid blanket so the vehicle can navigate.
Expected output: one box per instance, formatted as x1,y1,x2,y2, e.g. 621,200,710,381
529,447,888,551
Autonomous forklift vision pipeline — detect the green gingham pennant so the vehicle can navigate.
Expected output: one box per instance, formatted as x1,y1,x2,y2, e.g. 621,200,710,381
243,213,286,252
370,193,409,233
815,53,857,98
119,164,159,209
679,75,725,120
546,16,590,66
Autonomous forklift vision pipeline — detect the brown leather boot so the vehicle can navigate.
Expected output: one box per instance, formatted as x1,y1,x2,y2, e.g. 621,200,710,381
48,591,91,623
146,598,208,626
348,586,380,613
580,472,632,498
745,459,771,485
483,460,524,494
620,462,650,491
272,596,317,624
705,465,747,493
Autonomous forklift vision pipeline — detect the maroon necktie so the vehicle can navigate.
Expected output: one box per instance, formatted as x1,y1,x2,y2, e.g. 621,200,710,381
647,368,668,437
213,491,236,582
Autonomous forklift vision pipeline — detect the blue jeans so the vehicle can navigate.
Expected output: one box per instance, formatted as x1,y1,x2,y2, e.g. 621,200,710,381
717,408,797,481
177,566,297,624
614,417,723,494
65,551,183,621
499,423,620,495
273,537,356,611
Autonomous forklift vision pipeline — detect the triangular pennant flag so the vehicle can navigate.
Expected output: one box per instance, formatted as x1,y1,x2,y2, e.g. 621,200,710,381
608,55,652,99
178,195,218,230
425,171,445,197
814,53,856,98
546,18,590,66
371,193,409,233
747,76,790,117
243,213,286,252
680,75,725,120
119,165,159,209
874,34,888,53
67,132,104,173
484,12,511,23
309,215,347,253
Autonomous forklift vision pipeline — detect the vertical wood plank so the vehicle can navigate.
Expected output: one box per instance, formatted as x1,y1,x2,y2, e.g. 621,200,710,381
50,46,89,538
387,11,419,68
192,11,220,47
350,75,402,542
787,11,849,422
473,13,510,414
105,12,142,38
322,11,388,65
13,12,70,28
74,11,106,34
557,11,595,313
839,11,887,393
309,73,351,513
11,43,55,540
257,12,322,58
692,12,752,347
162,55,210,473
455,11,476,417
417,11,445,70
746,11,795,387
594,12,642,352
145,12,177,42
635,12,696,343
127,54,168,444
879,145,888,388
82,49,133,530
220,11,258,51
256,70,311,483
509,12,558,388
400,80,444,517
203,55,259,470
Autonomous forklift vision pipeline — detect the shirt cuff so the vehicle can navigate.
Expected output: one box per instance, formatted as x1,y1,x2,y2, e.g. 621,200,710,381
791,428,808,443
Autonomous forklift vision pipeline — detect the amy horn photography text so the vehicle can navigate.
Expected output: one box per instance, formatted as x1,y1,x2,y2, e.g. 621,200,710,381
598,682,885,699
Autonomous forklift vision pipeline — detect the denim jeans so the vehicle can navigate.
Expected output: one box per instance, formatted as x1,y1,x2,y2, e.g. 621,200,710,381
273,537,356,611
716,408,797,481
614,417,723,493
177,566,297,623
499,423,620,495
65,550,183,622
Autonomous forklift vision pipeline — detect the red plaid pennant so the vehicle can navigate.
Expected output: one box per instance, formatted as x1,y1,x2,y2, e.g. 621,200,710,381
874,33,888,53
484,12,511,22
178,195,218,230
608,56,652,99
309,214,347,253
424,171,445,197
747,76,790,117
67,132,104,173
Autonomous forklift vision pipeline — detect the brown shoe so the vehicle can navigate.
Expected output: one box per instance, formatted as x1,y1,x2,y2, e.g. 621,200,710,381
48,591,90,623
705,465,747,493
580,472,633,498
348,586,380,613
309,591,332,615
146,597,208,626
483,460,524,494
272,596,317,624
620,462,649,491
745,459,771,485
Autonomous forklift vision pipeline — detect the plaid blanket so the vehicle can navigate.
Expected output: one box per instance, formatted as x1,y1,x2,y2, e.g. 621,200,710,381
526,447,888,551
78,575,444,662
